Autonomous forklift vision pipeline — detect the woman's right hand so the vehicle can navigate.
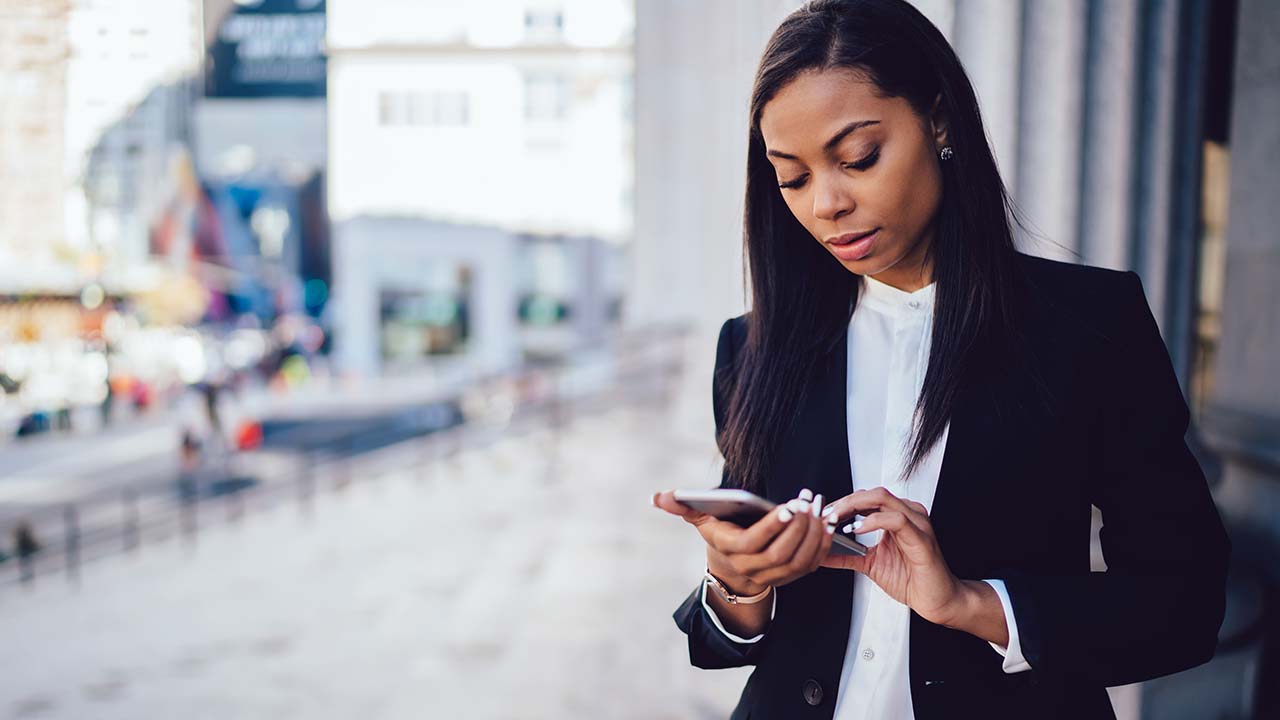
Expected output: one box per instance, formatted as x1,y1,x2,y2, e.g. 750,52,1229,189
653,489,837,593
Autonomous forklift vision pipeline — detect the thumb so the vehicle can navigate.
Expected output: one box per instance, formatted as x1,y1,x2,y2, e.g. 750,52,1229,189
652,490,710,525
820,552,869,573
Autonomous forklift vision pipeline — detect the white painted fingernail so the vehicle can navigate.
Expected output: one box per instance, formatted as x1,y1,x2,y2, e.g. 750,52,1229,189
798,488,814,501
825,523,836,534
786,499,805,513
852,520,864,530
821,505,837,518
842,523,855,533
811,495,823,517
778,507,794,522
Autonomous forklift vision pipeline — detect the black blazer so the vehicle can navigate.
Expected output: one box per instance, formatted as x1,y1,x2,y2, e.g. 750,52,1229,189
672,251,1231,719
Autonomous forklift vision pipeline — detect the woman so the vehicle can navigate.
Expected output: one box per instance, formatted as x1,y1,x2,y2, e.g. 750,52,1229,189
650,1,1230,718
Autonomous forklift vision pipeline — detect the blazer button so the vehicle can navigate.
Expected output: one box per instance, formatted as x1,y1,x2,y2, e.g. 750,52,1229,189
802,679,824,706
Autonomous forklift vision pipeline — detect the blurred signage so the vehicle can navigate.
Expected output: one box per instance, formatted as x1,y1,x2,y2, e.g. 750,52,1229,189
205,0,326,98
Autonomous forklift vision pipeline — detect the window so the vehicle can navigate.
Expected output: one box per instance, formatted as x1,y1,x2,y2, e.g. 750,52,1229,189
523,7,564,43
378,91,470,127
523,73,570,122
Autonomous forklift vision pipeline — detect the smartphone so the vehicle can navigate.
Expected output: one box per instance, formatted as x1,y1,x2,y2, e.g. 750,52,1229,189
673,488,868,557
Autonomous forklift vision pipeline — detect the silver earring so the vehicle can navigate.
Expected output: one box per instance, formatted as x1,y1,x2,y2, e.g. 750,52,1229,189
938,145,954,161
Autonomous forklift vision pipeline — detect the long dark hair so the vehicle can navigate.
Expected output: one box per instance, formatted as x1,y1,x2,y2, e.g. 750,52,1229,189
720,0,1028,493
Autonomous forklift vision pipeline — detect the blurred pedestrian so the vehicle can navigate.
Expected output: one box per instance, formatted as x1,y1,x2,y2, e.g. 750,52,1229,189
178,429,202,501
14,520,40,583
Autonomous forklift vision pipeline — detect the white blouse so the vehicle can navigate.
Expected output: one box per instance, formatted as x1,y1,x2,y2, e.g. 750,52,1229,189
702,273,1031,719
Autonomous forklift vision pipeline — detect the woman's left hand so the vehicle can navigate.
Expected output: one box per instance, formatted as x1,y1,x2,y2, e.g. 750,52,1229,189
819,487,964,626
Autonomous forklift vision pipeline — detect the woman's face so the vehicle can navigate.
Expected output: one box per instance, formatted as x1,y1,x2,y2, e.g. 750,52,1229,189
758,67,949,291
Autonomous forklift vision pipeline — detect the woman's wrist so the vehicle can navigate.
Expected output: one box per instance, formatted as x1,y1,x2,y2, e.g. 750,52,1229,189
706,551,770,595
934,579,1010,647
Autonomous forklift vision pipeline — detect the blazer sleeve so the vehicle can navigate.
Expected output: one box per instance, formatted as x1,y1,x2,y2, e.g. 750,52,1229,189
997,271,1231,687
671,316,773,669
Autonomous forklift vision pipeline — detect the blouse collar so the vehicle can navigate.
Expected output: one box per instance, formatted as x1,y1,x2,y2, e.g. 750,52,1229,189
857,273,936,316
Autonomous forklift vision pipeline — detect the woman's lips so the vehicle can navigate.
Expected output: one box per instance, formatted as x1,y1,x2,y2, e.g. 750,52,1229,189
828,229,878,261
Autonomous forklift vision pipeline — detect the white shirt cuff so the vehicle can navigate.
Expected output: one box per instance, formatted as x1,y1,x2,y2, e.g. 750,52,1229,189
700,577,776,644
983,579,1032,673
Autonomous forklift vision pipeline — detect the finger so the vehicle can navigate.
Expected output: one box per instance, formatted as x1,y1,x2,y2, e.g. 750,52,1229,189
734,510,810,575
810,512,836,572
759,509,826,585
824,487,914,519
824,487,929,531
820,544,873,573
652,491,768,558
715,502,800,555
793,509,829,575
819,543,880,571
901,499,934,534
850,511,928,547
653,490,708,523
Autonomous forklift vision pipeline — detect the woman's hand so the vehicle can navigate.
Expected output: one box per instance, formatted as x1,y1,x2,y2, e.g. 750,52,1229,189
653,488,837,592
819,487,966,626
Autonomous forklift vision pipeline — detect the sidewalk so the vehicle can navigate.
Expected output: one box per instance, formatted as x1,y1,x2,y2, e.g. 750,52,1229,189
0,404,748,719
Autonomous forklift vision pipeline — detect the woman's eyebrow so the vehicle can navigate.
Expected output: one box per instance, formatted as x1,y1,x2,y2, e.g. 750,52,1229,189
766,119,881,160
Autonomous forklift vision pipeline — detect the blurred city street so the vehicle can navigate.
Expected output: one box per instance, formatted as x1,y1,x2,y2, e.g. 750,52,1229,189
0,401,748,720
1,0,1276,718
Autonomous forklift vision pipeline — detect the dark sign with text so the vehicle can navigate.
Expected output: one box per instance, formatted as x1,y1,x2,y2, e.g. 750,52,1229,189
205,0,326,98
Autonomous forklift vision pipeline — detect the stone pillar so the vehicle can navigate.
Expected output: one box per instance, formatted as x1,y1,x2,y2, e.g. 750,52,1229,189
953,0,1022,192
631,0,802,434
1167,1,1280,717
1077,0,1141,272
1014,0,1089,262
1203,0,1280,580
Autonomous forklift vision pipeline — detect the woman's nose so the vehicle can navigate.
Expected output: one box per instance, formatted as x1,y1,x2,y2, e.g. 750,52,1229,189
812,176,854,221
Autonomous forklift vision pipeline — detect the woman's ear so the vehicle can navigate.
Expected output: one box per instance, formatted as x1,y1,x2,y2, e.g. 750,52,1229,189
929,93,950,149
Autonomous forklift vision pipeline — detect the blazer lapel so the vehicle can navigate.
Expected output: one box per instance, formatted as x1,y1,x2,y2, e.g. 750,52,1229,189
927,324,1068,576
927,363,991,568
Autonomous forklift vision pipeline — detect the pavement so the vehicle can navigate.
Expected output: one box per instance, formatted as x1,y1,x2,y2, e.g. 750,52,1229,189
0,402,751,719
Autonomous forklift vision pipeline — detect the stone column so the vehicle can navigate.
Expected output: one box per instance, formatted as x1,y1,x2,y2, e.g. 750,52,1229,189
953,0,1022,192
1203,0,1280,578
630,0,802,434
1014,0,1089,262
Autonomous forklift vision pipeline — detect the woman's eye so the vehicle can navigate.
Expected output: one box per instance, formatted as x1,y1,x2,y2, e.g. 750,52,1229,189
845,147,880,171
777,148,879,190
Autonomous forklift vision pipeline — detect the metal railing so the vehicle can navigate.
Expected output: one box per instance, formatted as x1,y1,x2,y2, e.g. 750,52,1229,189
0,323,690,591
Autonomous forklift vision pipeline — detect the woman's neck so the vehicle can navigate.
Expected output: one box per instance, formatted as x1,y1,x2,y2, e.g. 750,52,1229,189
869,259,934,293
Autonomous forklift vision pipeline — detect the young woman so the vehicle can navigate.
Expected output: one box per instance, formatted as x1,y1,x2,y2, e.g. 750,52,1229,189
650,1,1230,718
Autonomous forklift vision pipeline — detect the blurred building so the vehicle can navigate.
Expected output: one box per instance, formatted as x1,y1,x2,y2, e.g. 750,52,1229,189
634,0,1275,718
192,0,329,324
0,0,206,433
72,0,203,295
0,0,201,296
326,0,633,376
0,0,69,292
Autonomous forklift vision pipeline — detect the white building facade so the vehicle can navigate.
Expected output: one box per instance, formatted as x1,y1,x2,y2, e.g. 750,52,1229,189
0,0,202,295
326,0,633,376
